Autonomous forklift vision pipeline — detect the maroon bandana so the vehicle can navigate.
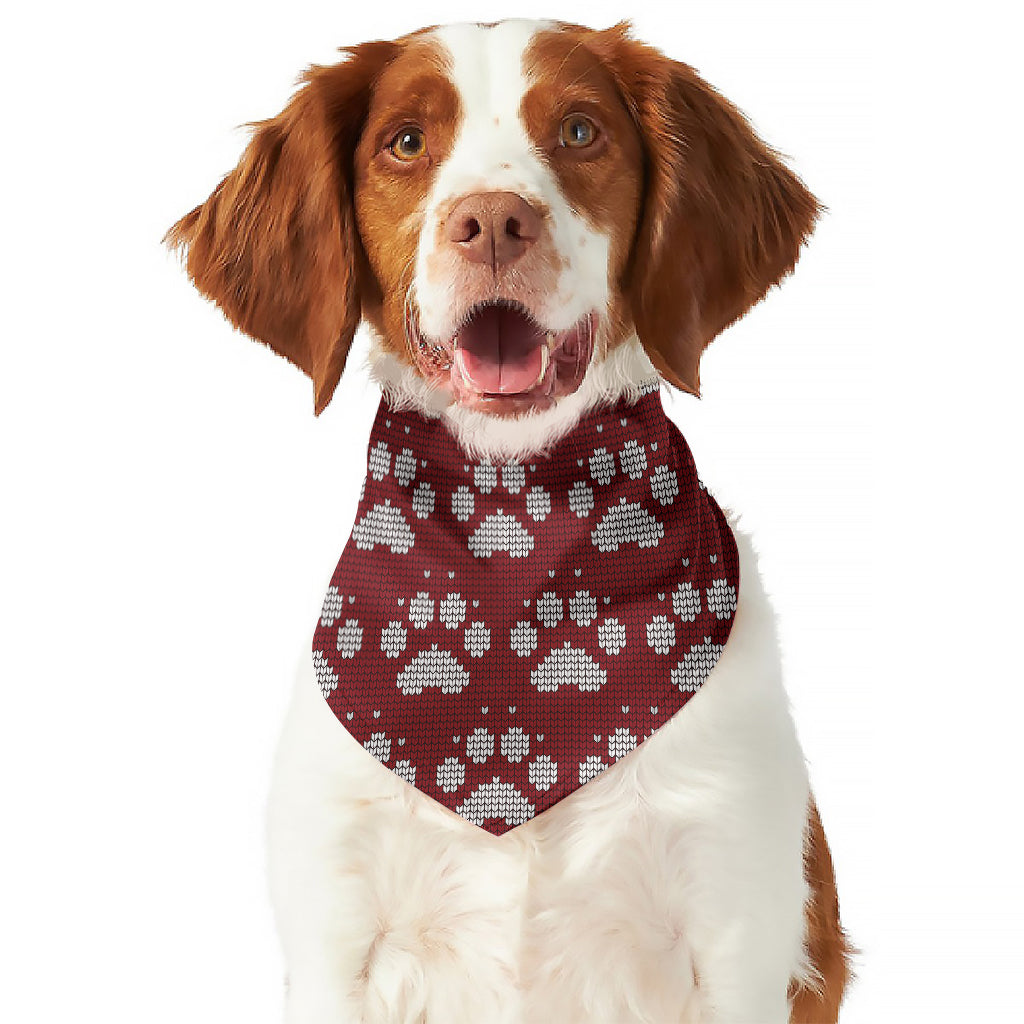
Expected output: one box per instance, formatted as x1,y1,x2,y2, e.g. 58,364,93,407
313,378,739,835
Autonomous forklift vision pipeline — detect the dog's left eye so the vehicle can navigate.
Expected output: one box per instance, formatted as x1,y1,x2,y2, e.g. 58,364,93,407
559,114,598,149
389,127,427,162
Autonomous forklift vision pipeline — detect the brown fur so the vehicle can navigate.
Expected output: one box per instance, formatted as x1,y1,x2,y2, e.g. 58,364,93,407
790,800,854,1023
164,40,400,414
580,23,821,395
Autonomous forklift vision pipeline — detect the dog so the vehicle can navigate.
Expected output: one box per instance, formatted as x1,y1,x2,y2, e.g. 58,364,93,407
167,18,851,1023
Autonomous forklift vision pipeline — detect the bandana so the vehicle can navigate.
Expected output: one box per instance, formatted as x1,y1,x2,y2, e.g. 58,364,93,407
312,378,739,836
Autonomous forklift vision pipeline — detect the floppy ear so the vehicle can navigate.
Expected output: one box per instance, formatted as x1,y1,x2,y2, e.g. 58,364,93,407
589,25,820,395
165,41,398,414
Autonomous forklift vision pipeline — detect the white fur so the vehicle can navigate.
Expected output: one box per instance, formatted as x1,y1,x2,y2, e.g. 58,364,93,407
267,20,816,1023
414,20,613,343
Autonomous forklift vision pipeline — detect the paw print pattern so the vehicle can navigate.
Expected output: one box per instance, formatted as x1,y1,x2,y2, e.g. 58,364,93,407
380,620,407,659
394,759,416,785
364,732,391,764
466,728,494,764
411,483,435,519
456,780,535,828
474,463,498,493
672,582,702,621
569,590,597,627
468,510,535,558
368,442,391,481
528,756,558,791
579,755,606,785
464,621,491,658
536,592,563,627
568,481,594,518
619,440,647,480
409,592,435,628
671,641,726,692
312,650,338,697
645,615,675,655
510,621,538,657
397,646,471,695
591,498,664,552
501,463,526,493
352,501,415,554
598,619,627,655
320,586,345,627
531,644,606,693
337,619,363,659
608,728,637,760
589,447,616,485
501,728,530,763
526,486,551,521
651,465,679,506
451,486,475,522
706,579,737,619
436,757,466,793
439,593,467,630
393,447,417,487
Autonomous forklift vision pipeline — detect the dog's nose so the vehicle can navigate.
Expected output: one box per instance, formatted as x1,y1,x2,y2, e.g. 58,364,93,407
445,191,542,269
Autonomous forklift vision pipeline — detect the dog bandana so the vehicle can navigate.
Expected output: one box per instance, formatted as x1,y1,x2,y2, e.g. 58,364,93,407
312,378,739,835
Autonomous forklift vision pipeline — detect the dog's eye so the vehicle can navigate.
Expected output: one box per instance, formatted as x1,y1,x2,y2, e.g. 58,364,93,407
389,127,427,162
559,114,598,149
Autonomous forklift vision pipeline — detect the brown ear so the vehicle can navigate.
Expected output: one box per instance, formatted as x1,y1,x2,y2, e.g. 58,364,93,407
165,41,398,414
588,25,821,394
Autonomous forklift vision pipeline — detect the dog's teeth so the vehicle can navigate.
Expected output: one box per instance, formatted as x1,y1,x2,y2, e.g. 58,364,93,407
536,343,550,385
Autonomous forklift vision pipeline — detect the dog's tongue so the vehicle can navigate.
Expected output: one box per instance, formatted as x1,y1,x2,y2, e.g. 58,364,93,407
454,305,547,394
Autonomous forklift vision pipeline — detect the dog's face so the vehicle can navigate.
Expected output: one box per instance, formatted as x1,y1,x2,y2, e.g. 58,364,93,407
168,19,817,419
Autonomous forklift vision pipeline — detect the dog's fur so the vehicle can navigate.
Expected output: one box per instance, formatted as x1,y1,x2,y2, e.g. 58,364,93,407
168,19,851,1022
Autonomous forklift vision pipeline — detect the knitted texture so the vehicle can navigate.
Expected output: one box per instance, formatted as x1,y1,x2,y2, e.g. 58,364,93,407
313,379,739,835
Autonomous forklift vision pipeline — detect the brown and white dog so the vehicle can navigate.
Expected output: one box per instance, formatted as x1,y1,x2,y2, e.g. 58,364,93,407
168,18,850,1023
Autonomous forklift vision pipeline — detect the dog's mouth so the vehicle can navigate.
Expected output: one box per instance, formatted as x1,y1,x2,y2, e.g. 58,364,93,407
410,299,594,414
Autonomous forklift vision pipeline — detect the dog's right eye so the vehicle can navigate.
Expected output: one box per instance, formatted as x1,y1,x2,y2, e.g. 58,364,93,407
389,127,427,162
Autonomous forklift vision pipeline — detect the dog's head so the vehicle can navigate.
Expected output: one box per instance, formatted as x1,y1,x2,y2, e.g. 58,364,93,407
168,19,817,433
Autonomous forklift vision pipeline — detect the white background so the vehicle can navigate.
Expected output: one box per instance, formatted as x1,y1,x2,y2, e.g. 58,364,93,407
2,1,1021,1020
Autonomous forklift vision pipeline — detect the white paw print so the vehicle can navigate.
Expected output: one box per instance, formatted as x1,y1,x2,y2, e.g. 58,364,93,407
364,732,391,764
528,755,558,791
536,591,563,627
466,728,494,764
501,463,526,493
396,646,471,695
408,591,435,628
645,615,676,655
380,620,407,659
336,619,363,659
439,593,467,630
651,465,679,505
510,621,538,657
591,499,664,551
393,447,417,486
568,481,594,518
320,586,344,627
468,510,535,558
671,641,725,692
436,756,465,793
526,486,551,521
394,759,416,785
569,590,597,627
608,728,637,760
589,447,616,485
464,621,491,658
501,727,530,763
474,463,498,493
368,442,391,481
451,485,475,521
707,579,737,619
530,644,607,693
352,501,415,554
619,440,647,479
312,650,338,697
598,618,627,655
579,755,606,785
672,582,702,621
411,482,435,519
